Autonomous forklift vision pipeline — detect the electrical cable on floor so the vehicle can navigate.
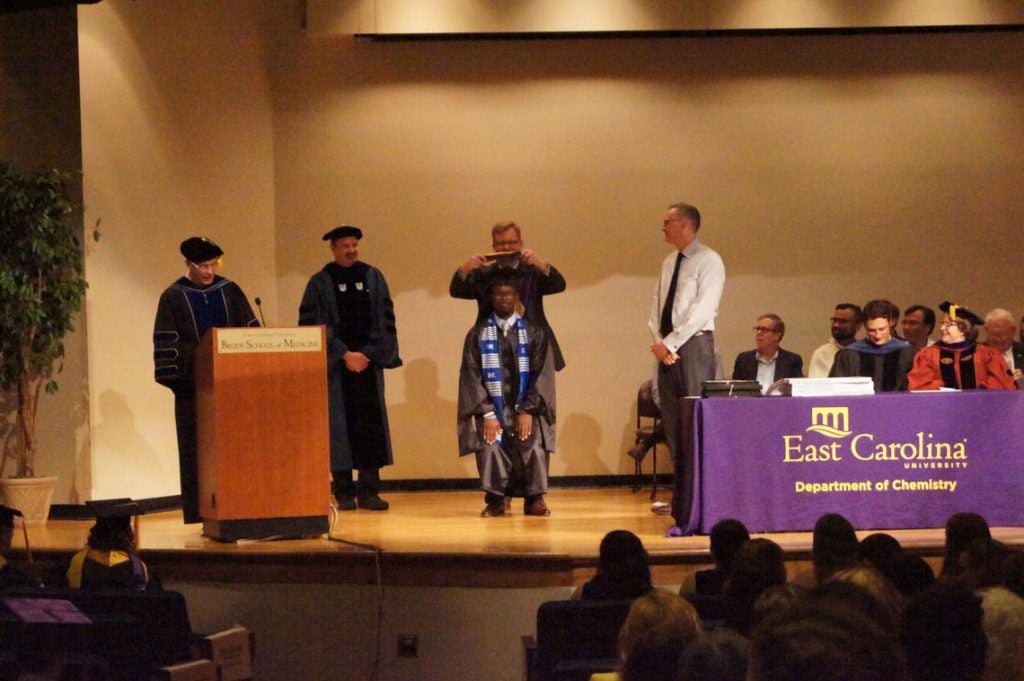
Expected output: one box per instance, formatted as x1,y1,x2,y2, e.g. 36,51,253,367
326,504,384,681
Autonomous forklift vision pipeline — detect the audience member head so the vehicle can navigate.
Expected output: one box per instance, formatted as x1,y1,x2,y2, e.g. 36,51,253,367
959,538,1009,591
0,505,22,554
812,512,859,584
708,519,750,574
976,586,1024,681
724,538,787,635
594,529,652,597
750,583,809,632
902,304,936,349
860,532,904,583
84,501,138,553
901,581,986,681
942,512,991,577
749,597,909,681
831,303,863,345
984,308,1016,353
676,628,749,681
825,566,904,635
891,554,936,598
618,588,703,681
1002,550,1024,600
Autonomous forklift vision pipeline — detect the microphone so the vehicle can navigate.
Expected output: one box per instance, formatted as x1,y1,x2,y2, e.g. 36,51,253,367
254,296,267,327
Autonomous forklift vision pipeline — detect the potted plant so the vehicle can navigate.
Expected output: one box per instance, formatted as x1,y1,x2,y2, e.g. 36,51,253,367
0,161,93,522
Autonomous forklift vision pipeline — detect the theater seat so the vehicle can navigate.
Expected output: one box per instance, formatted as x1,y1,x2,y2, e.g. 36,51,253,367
0,588,193,680
531,599,632,681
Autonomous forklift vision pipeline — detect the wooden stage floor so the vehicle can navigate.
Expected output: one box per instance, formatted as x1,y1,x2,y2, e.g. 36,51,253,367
14,487,1024,588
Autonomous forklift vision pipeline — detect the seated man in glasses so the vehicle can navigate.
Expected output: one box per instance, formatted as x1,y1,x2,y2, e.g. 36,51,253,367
732,314,804,394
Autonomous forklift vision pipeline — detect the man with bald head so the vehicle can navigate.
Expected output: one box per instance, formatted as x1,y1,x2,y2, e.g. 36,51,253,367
983,308,1024,383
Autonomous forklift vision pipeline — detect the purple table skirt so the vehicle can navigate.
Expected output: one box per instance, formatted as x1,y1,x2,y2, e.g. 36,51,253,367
672,391,1024,534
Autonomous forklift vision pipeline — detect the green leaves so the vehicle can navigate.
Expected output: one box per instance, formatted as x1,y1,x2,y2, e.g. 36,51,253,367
0,161,87,477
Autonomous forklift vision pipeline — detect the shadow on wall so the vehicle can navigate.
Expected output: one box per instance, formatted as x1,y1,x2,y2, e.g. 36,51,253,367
388,357,472,478
93,389,164,493
556,412,606,476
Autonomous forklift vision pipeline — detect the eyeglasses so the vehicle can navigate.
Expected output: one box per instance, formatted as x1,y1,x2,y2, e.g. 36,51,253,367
753,326,779,333
830,317,856,324
188,258,222,271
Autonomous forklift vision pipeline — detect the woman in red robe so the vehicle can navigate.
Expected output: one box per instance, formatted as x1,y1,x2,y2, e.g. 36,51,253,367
908,301,1015,391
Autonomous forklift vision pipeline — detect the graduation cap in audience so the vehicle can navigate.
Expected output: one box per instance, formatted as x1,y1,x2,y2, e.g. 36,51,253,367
85,498,140,534
0,505,23,530
939,301,983,327
180,236,224,263
322,225,363,241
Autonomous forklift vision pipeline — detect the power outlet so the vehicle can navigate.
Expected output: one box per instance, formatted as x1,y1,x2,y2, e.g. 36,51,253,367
397,634,418,658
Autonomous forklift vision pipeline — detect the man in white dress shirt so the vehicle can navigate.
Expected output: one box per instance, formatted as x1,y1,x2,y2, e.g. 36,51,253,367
807,303,862,378
648,202,725,473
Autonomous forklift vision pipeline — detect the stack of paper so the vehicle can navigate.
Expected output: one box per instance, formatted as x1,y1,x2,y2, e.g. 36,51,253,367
783,377,874,397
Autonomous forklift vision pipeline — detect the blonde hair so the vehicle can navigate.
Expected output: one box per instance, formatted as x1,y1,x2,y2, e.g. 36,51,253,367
618,588,702,662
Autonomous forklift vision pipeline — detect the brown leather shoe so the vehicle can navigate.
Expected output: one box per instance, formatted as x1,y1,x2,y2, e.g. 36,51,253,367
524,496,551,517
480,502,506,517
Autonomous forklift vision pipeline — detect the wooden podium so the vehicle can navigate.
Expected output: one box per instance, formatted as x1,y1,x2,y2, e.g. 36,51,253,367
195,326,330,541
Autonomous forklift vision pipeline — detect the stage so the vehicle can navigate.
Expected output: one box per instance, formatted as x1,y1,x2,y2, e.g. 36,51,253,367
14,487,1024,589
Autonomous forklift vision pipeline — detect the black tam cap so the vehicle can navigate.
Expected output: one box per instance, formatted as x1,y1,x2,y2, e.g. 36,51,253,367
0,505,23,529
483,266,525,293
86,498,139,533
180,237,224,262
322,225,363,241
939,301,983,327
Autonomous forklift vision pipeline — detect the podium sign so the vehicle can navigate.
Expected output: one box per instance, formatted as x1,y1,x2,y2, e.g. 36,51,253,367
196,327,330,541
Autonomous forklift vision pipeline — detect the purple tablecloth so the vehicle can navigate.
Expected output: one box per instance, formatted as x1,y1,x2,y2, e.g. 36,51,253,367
673,391,1024,534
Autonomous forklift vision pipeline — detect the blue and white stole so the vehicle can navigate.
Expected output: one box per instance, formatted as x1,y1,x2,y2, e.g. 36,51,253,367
480,312,530,429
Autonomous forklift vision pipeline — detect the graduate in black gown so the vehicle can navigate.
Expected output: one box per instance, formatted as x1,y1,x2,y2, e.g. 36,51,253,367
66,500,150,591
153,237,258,524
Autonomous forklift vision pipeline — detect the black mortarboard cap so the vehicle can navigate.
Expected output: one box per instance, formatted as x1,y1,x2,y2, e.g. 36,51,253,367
322,225,363,241
0,505,23,529
85,498,139,533
180,237,224,262
939,301,983,327
482,266,526,293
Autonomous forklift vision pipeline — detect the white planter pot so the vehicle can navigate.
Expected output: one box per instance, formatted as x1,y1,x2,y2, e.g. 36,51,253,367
0,476,57,524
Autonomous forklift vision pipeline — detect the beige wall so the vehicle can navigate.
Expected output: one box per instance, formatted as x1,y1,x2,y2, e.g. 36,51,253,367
77,0,1024,501
79,1,280,500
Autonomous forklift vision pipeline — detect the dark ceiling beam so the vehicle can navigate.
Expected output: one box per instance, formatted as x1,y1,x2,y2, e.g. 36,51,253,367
0,0,102,15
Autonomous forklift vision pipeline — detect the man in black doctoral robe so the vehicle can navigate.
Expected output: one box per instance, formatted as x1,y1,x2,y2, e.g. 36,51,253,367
299,225,401,511
153,237,258,524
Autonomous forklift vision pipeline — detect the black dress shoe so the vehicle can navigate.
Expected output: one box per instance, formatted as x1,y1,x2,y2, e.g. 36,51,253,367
357,495,389,511
334,494,357,511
